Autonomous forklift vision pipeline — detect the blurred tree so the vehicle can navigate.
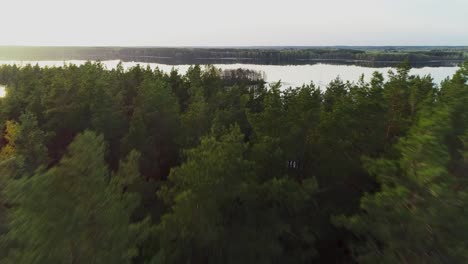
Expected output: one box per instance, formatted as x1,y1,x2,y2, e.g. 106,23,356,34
1,131,147,264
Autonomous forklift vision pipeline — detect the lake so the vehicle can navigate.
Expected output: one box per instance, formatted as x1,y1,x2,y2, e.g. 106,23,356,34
0,60,459,88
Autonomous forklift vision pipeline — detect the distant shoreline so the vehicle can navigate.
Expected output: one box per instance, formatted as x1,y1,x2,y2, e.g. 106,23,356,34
0,46,466,68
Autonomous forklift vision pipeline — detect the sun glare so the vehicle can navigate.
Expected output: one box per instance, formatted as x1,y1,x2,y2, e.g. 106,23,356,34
0,86,6,98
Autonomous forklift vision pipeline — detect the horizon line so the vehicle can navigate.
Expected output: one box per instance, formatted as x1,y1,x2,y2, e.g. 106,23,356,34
1,45,468,48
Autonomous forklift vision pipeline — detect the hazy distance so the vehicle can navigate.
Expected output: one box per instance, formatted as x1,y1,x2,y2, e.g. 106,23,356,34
1,0,467,47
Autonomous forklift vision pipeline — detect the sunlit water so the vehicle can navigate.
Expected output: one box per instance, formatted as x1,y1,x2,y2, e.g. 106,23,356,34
0,60,459,89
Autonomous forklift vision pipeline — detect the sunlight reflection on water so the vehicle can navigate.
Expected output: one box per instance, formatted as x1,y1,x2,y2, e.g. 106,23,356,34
0,60,459,89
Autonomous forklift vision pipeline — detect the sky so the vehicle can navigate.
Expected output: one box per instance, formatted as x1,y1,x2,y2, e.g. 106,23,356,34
1,0,467,46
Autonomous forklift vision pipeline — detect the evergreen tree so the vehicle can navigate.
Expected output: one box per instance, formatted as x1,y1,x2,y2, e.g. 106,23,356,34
336,63,468,263
155,126,317,264
15,112,48,173
0,60,465,263
1,131,146,264
180,87,210,148
122,77,181,179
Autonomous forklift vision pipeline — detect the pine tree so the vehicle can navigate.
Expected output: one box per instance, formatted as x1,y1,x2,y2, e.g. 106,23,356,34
1,131,146,264
122,77,181,179
180,87,209,148
155,125,317,264
0,121,19,161
15,112,48,173
336,63,468,263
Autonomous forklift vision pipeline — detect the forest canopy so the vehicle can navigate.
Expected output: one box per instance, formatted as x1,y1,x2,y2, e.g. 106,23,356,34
0,61,467,263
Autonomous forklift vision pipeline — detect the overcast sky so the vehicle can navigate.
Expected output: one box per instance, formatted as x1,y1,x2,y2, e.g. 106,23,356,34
1,0,467,46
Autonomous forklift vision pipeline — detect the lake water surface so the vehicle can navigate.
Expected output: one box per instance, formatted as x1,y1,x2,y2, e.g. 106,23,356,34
0,60,459,88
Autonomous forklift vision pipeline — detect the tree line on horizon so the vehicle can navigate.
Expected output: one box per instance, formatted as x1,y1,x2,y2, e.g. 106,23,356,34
0,46,466,66
0,60,467,263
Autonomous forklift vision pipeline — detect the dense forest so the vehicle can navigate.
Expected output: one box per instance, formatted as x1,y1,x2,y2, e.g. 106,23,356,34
0,46,466,66
0,60,467,263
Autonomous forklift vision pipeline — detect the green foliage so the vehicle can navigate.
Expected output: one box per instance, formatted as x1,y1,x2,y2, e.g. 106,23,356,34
180,88,209,148
0,121,19,161
15,112,48,173
122,77,181,179
1,131,146,264
156,126,317,264
337,63,468,263
0,60,465,263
